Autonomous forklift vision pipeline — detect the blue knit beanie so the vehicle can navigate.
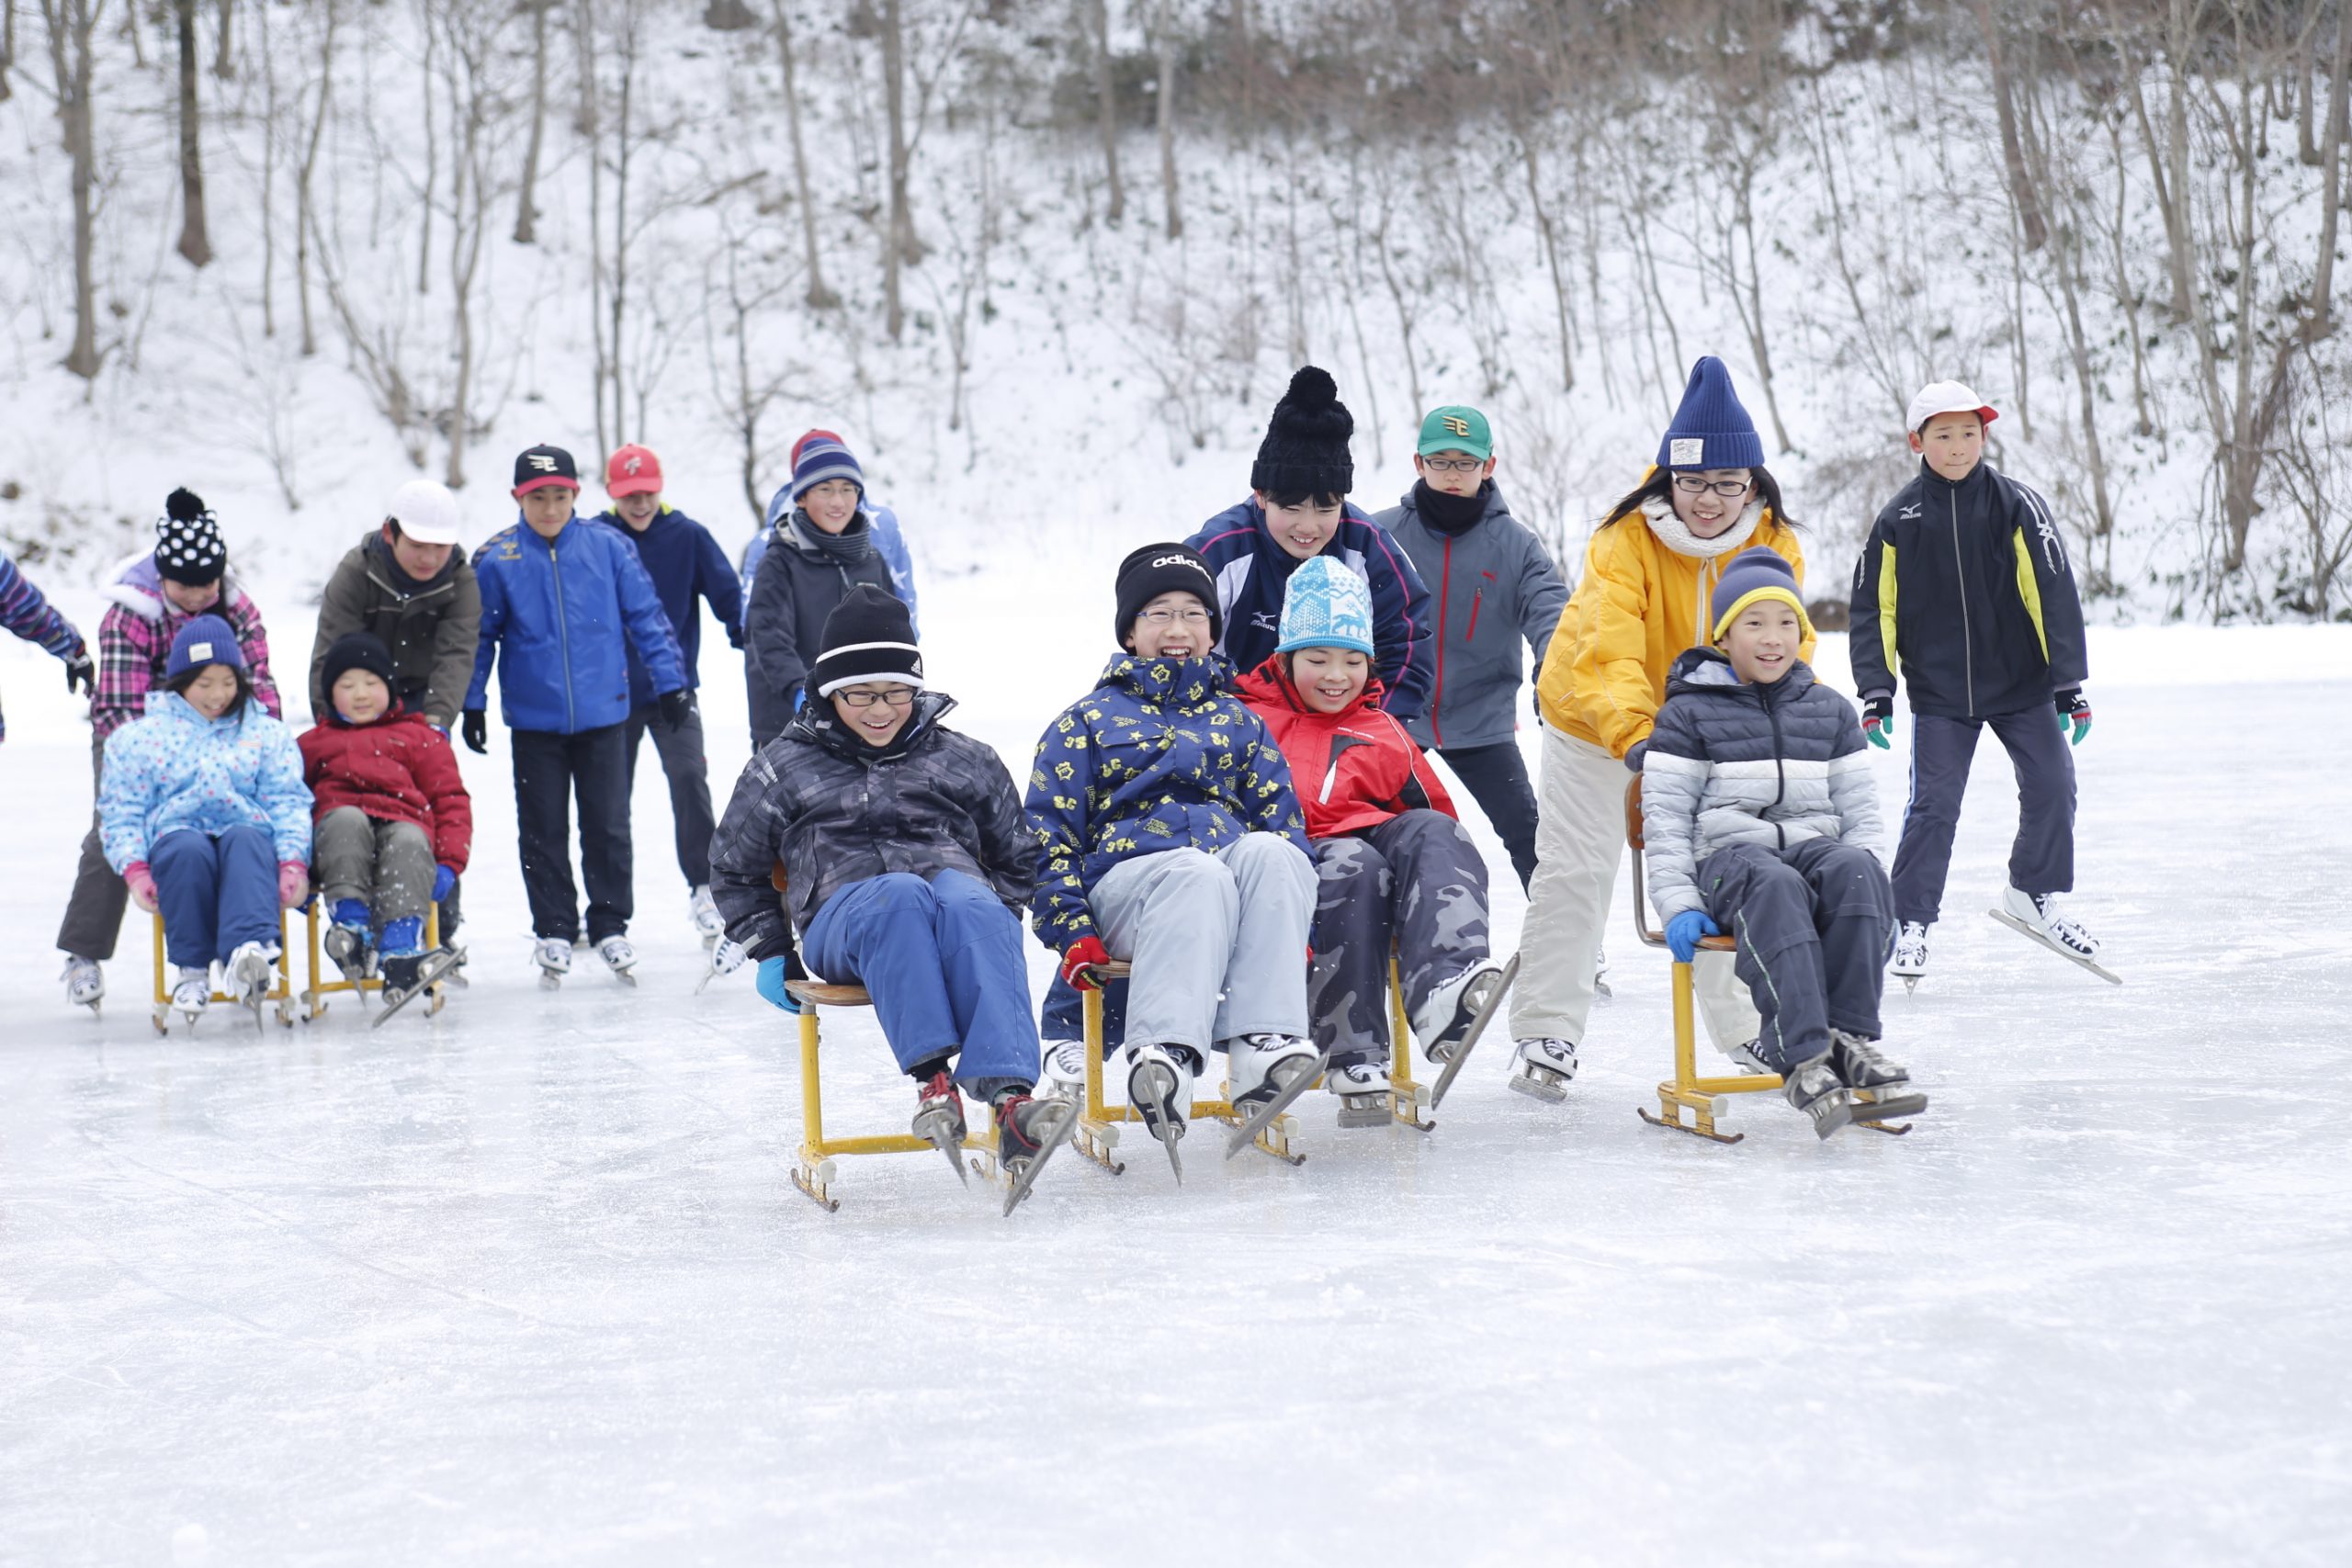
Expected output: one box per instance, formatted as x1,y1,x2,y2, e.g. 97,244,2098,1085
1709,547,1813,642
164,614,246,682
790,432,865,502
1276,556,1376,656
1657,356,1766,472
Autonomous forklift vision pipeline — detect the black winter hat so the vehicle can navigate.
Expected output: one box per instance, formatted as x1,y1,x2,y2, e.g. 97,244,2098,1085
321,632,399,698
512,444,580,496
1114,542,1223,647
1250,366,1355,501
155,487,229,586
810,585,922,699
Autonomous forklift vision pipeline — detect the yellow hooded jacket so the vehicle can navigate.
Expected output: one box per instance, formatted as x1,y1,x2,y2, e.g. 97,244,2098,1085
1534,496,1811,759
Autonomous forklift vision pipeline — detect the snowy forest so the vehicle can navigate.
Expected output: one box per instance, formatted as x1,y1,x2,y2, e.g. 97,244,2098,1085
1,0,2347,621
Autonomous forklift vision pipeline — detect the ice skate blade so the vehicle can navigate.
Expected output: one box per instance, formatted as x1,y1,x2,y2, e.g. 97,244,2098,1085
1986,908,2120,984
609,968,639,987
1334,1096,1390,1129
1428,953,1521,1109
1806,1097,1857,1141
1852,1088,1928,1129
1224,1053,1328,1161
912,1111,969,1188
537,972,563,990
1001,1104,1079,1216
1508,1067,1568,1105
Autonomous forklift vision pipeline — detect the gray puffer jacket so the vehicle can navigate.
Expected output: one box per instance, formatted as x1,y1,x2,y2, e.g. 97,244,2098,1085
1639,648,1881,920
708,691,1036,956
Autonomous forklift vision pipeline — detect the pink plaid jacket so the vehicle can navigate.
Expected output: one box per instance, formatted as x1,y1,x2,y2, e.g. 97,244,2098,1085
92,554,280,741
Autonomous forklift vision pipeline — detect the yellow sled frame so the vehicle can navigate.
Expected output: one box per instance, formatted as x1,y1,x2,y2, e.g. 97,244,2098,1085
303,906,447,1021
149,909,298,1032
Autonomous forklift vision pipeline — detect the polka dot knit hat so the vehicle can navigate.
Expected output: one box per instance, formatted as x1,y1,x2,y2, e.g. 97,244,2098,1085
155,487,228,586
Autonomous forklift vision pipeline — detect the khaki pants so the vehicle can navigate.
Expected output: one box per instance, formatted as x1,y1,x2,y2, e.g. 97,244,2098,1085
1511,724,1758,1055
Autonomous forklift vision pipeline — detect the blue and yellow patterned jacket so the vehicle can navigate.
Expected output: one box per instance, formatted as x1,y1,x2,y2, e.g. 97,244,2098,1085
1023,652,1307,948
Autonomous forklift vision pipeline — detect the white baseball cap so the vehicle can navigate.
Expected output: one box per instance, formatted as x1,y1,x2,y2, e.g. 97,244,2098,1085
1905,380,1999,435
385,479,462,546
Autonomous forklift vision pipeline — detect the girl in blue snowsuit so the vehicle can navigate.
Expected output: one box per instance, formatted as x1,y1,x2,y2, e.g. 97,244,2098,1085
99,615,311,1018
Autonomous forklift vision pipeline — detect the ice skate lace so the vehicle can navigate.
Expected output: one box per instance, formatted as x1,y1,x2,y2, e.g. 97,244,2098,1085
2031,897,2096,954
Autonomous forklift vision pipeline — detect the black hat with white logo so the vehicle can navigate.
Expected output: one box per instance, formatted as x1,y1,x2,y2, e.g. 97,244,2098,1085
511,444,580,497
1114,542,1223,647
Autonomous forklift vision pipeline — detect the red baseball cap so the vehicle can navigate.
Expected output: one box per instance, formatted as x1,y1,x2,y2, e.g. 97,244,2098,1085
605,444,663,498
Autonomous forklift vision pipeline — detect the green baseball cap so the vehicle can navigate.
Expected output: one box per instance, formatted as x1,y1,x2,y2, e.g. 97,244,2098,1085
1417,405,1493,460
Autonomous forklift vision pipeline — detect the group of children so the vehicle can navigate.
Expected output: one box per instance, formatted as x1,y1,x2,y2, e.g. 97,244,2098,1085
17,350,2095,1184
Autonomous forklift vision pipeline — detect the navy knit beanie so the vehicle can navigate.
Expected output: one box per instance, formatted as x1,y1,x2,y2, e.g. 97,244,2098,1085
164,614,246,683
1709,547,1813,642
1657,357,1766,472
791,432,866,502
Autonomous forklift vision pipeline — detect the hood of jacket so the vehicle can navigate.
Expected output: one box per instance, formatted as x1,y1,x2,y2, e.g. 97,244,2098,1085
1232,651,1391,717
1091,650,1238,710
1664,644,1820,703
103,550,251,621
359,530,464,598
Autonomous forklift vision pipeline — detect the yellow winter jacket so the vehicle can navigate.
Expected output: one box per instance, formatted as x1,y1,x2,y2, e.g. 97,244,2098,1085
1535,498,1811,758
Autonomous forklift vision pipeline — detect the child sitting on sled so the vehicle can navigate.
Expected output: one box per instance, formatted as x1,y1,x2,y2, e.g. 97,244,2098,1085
299,633,472,1000
98,616,311,1020
1639,549,1928,1139
707,587,1073,1194
1234,557,1509,1125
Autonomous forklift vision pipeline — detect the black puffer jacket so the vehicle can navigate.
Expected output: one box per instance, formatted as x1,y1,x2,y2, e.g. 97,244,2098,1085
708,691,1035,957
742,511,898,746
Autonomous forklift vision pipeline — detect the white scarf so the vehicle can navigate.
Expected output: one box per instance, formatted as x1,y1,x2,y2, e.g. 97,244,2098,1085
1638,493,1765,560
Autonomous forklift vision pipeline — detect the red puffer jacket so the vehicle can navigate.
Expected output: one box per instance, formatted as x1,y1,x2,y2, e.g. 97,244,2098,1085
1234,654,1455,839
297,707,473,872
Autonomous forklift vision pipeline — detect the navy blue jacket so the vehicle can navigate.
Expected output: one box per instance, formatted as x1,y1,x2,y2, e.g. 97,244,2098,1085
466,515,687,735
1185,499,1434,722
586,507,744,707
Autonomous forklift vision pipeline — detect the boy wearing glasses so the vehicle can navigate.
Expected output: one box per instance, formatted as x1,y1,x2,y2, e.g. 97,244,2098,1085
1023,543,1317,1179
1373,405,1568,891
1187,367,1434,721
1849,381,2095,985
709,586,1076,1201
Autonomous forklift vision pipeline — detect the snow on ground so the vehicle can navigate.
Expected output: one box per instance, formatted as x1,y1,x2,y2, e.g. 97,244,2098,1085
2,592,2348,1565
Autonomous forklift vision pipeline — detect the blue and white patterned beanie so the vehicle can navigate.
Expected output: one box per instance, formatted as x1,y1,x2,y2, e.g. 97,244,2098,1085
1276,556,1376,656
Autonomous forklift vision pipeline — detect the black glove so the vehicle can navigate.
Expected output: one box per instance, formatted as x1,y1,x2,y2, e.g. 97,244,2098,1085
461,709,488,755
63,645,94,695
658,688,695,732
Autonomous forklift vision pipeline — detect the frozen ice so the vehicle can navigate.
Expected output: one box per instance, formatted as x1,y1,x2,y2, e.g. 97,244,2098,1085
2,591,2347,1565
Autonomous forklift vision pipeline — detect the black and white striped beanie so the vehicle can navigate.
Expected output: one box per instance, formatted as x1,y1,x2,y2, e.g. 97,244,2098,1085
155,487,228,586
810,585,922,699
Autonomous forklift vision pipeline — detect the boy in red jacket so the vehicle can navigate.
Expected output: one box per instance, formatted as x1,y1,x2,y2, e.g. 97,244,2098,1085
1235,558,1507,1126
300,634,472,996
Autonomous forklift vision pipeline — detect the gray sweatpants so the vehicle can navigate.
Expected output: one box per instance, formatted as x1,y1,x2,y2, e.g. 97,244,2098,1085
1088,835,1316,1055
314,807,436,925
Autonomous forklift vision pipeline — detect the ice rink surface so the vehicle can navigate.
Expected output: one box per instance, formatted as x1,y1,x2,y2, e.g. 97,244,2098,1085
2,591,2347,1566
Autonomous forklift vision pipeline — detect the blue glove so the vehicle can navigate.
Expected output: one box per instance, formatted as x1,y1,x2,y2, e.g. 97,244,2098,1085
754,955,803,1013
1665,909,1723,964
432,864,457,904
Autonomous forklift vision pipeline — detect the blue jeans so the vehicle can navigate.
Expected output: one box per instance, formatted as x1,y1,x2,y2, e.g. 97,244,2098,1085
801,870,1041,1094
153,825,279,970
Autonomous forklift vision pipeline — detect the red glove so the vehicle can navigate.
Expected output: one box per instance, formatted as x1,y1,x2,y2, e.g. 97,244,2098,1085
124,862,158,913
1059,936,1113,992
277,861,310,908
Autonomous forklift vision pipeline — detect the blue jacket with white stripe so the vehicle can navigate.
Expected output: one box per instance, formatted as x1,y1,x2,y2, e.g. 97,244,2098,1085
466,515,686,735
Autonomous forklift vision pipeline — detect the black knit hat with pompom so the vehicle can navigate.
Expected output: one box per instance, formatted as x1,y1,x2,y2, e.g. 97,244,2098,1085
1250,366,1355,501
155,487,229,586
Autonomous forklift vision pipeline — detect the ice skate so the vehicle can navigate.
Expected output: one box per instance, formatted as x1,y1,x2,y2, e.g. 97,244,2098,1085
596,935,639,987
1508,1036,1578,1103
169,967,210,1029
324,900,375,990
995,1092,1078,1215
62,955,104,1015
1422,953,1521,1109
1723,1038,1772,1076
688,885,725,947
534,937,572,989
1828,1028,1928,1125
1224,1033,1322,1161
1782,1051,1855,1140
373,948,463,1028
227,942,278,1031
695,936,748,995
910,1070,969,1187
1891,920,1929,993
1124,1043,1196,1182
1990,887,2118,984
1325,1059,1393,1129
1036,1040,1087,1104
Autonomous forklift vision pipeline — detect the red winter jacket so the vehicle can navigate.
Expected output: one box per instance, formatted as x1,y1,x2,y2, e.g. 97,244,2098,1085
297,707,473,872
1234,654,1455,840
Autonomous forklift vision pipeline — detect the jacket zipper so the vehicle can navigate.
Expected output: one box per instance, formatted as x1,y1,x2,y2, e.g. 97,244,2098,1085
1464,588,1483,643
1760,682,1789,850
1430,536,1451,747
1951,486,1974,716
549,533,577,731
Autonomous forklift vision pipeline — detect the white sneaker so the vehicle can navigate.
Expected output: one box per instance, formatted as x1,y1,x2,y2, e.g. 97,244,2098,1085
688,885,725,941
597,935,639,977
1891,920,1929,978
1228,1032,1317,1111
171,967,211,1017
1037,1039,1088,1103
1411,963,1506,1064
1509,1037,1578,1102
2000,886,2099,959
534,937,573,977
62,955,104,1009
226,942,278,1004
1723,1038,1772,1075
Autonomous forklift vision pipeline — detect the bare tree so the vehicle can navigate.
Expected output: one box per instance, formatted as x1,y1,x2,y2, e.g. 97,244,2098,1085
427,0,518,489
1149,0,1179,237
875,0,976,342
2,0,18,103
1090,0,1124,224
1977,0,2048,253
294,0,338,356
211,0,232,79
769,0,837,307
172,0,211,266
39,0,103,382
514,0,548,243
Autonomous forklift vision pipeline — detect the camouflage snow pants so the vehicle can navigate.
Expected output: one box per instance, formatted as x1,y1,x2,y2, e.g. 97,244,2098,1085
1308,809,1490,1069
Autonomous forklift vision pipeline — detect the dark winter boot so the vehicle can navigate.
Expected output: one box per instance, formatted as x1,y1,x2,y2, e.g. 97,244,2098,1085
1782,1052,1854,1141
1828,1029,1928,1122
